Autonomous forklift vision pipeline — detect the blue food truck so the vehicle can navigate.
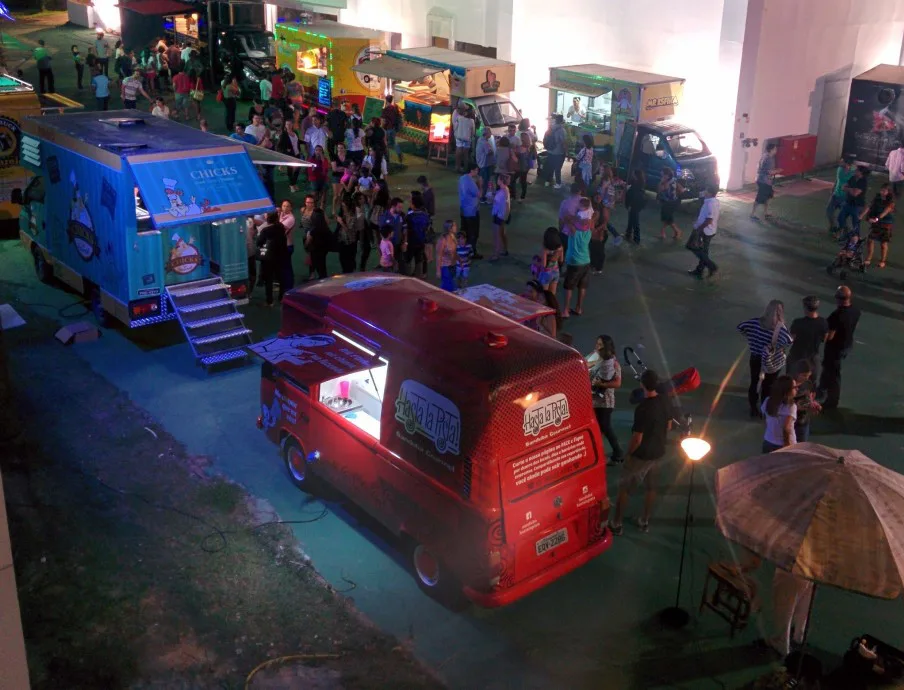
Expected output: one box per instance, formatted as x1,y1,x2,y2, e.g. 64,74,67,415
17,111,295,367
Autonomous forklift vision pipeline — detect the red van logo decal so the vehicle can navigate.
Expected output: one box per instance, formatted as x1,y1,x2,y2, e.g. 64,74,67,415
523,394,570,437
394,379,461,455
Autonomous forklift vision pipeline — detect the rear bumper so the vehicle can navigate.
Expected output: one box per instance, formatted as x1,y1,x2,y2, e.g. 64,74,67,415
463,529,613,608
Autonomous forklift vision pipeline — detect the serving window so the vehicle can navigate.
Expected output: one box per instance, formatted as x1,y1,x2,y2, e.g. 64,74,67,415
319,357,388,440
296,43,329,77
555,90,613,134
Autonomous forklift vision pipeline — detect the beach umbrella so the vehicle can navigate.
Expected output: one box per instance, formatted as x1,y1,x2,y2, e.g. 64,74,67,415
716,442,904,599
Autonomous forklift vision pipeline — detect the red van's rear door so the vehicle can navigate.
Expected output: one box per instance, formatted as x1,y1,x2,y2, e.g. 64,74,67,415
501,429,604,582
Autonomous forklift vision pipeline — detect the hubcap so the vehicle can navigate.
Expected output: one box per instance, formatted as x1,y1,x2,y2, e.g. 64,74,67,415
413,545,440,587
287,447,306,482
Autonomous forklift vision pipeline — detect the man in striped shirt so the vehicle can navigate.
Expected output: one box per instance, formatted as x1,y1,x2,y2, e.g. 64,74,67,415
121,70,149,110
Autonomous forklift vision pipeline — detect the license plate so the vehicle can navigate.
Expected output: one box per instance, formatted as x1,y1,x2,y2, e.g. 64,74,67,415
535,528,568,555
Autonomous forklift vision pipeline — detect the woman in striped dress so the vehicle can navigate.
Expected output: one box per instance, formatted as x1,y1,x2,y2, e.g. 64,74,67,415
737,300,793,418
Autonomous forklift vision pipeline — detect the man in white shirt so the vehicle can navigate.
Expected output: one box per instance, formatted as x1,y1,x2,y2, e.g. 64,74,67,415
180,43,192,64
885,144,904,198
304,115,328,156
452,103,475,173
688,184,720,279
244,114,268,145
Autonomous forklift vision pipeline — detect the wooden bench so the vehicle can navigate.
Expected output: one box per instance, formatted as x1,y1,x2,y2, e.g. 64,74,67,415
699,562,760,638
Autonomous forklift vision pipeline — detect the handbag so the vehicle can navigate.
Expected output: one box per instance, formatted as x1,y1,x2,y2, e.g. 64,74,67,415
685,227,703,251
761,324,786,375
215,88,223,103
190,78,205,102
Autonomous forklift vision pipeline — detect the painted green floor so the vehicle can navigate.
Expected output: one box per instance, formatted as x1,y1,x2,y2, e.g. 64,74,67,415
4,16,904,690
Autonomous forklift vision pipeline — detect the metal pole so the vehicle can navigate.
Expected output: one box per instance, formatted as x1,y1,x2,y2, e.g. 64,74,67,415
673,461,695,608
207,0,216,87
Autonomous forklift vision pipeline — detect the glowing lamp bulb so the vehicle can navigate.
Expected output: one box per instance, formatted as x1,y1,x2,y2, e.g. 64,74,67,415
680,437,711,462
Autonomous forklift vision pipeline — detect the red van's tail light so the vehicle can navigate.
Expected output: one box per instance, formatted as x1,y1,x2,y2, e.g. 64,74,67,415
418,297,438,314
256,415,264,429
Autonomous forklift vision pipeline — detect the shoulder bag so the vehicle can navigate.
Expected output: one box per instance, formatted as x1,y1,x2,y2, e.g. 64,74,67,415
191,78,205,102
761,324,786,375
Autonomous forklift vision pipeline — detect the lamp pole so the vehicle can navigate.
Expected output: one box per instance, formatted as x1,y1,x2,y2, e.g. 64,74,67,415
660,437,711,629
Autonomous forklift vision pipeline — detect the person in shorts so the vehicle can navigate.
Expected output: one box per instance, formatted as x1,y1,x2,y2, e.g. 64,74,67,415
751,142,780,221
861,182,895,268
562,198,592,318
452,102,475,172
609,369,671,535
455,232,473,288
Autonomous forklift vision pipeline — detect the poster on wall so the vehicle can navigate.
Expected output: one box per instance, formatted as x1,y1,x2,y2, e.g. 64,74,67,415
842,78,904,169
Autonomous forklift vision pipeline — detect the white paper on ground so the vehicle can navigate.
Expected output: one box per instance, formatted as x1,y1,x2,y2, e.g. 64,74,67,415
0,304,26,330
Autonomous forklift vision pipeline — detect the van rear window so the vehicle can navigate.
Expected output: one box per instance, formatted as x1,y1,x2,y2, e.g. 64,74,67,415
503,430,596,501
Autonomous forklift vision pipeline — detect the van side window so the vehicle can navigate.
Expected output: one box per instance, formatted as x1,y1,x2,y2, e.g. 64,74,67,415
640,134,660,156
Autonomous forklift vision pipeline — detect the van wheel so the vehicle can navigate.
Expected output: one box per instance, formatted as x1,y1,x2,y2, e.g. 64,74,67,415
33,247,52,283
283,438,310,490
407,538,468,610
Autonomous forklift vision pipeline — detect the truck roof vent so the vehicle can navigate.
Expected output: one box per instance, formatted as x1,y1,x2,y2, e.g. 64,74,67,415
100,117,148,128
484,332,508,349
417,297,438,314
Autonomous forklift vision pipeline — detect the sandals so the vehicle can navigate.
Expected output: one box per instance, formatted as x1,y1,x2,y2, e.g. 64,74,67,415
879,261,887,268
864,260,871,267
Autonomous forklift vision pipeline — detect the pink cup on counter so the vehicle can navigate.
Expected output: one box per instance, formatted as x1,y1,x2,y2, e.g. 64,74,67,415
339,380,350,398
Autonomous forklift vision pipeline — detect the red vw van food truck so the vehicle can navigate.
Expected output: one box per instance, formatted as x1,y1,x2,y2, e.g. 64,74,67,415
252,274,612,607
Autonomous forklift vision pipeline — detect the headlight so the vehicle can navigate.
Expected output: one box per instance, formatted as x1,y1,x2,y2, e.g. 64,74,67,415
243,66,260,82
678,168,695,180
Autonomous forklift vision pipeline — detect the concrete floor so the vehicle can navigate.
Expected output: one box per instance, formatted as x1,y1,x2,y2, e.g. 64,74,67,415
4,14,904,689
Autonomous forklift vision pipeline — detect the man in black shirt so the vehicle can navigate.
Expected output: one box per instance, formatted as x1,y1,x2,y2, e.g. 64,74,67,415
818,286,861,409
326,101,348,158
255,211,289,307
837,165,869,237
787,295,828,381
609,370,671,535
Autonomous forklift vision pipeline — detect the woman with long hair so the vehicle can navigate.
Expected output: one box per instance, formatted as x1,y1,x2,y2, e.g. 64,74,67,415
761,375,798,452
524,279,561,340
369,181,390,247
297,194,317,280
577,133,595,191
738,300,793,417
305,208,332,279
222,75,241,134
330,142,350,217
539,226,563,293
435,219,459,292
861,181,895,268
306,145,330,210
353,192,371,271
277,120,303,193
589,334,624,464
345,117,365,166
597,166,616,240
335,196,359,274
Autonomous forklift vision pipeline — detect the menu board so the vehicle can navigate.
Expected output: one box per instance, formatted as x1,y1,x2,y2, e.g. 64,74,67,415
429,106,451,144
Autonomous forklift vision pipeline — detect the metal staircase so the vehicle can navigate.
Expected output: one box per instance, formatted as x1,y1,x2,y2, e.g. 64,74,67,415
165,277,252,370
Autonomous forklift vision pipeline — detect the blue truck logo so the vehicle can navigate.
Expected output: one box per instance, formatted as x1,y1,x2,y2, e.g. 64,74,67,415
67,170,99,261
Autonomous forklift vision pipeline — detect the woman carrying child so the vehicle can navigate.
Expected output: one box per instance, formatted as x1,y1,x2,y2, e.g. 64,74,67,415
539,227,563,293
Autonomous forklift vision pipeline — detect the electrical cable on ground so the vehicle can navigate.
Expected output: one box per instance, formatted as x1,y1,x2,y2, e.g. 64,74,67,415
243,653,341,689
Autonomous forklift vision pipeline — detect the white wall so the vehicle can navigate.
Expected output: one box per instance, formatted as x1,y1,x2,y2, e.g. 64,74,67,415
730,0,904,188
508,0,745,179
339,0,496,49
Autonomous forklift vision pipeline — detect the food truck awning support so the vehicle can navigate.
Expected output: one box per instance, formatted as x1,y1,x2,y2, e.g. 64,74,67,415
351,55,443,82
539,79,610,99
127,146,274,228
249,333,382,387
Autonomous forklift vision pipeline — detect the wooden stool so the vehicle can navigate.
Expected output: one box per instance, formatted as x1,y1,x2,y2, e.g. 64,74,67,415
699,562,760,638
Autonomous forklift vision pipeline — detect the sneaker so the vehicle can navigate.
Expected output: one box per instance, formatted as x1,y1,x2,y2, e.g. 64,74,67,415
638,519,650,533
687,269,703,278
608,521,624,536
554,183,563,189
613,235,623,247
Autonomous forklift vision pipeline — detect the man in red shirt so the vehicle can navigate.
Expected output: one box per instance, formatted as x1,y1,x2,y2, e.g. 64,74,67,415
172,69,192,121
270,70,285,106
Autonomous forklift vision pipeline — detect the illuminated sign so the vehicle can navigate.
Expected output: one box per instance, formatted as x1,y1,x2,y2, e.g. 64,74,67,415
318,76,331,107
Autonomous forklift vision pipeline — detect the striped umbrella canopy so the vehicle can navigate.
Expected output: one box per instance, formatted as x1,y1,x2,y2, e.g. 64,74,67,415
715,442,904,599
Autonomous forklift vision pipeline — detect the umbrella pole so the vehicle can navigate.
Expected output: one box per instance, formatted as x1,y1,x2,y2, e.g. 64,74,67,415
792,582,817,680
660,460,696,628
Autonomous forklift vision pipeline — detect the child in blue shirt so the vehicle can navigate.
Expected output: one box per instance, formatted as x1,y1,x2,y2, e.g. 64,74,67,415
455,233,473,288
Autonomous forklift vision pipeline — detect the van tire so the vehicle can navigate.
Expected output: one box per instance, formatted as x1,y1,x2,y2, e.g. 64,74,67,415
283,438,310,490
406,538,468,610
33,247,52,283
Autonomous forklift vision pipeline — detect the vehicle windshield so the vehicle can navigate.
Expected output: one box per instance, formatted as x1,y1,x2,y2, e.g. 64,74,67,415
479,100,520,128
238,33,273,56
665,131,709,159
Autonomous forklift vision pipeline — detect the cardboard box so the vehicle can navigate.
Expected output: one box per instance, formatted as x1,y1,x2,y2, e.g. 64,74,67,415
54,322,101,345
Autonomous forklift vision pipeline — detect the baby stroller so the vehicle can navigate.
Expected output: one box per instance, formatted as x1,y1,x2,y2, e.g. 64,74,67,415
623,347,701,436
826,233,866,280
